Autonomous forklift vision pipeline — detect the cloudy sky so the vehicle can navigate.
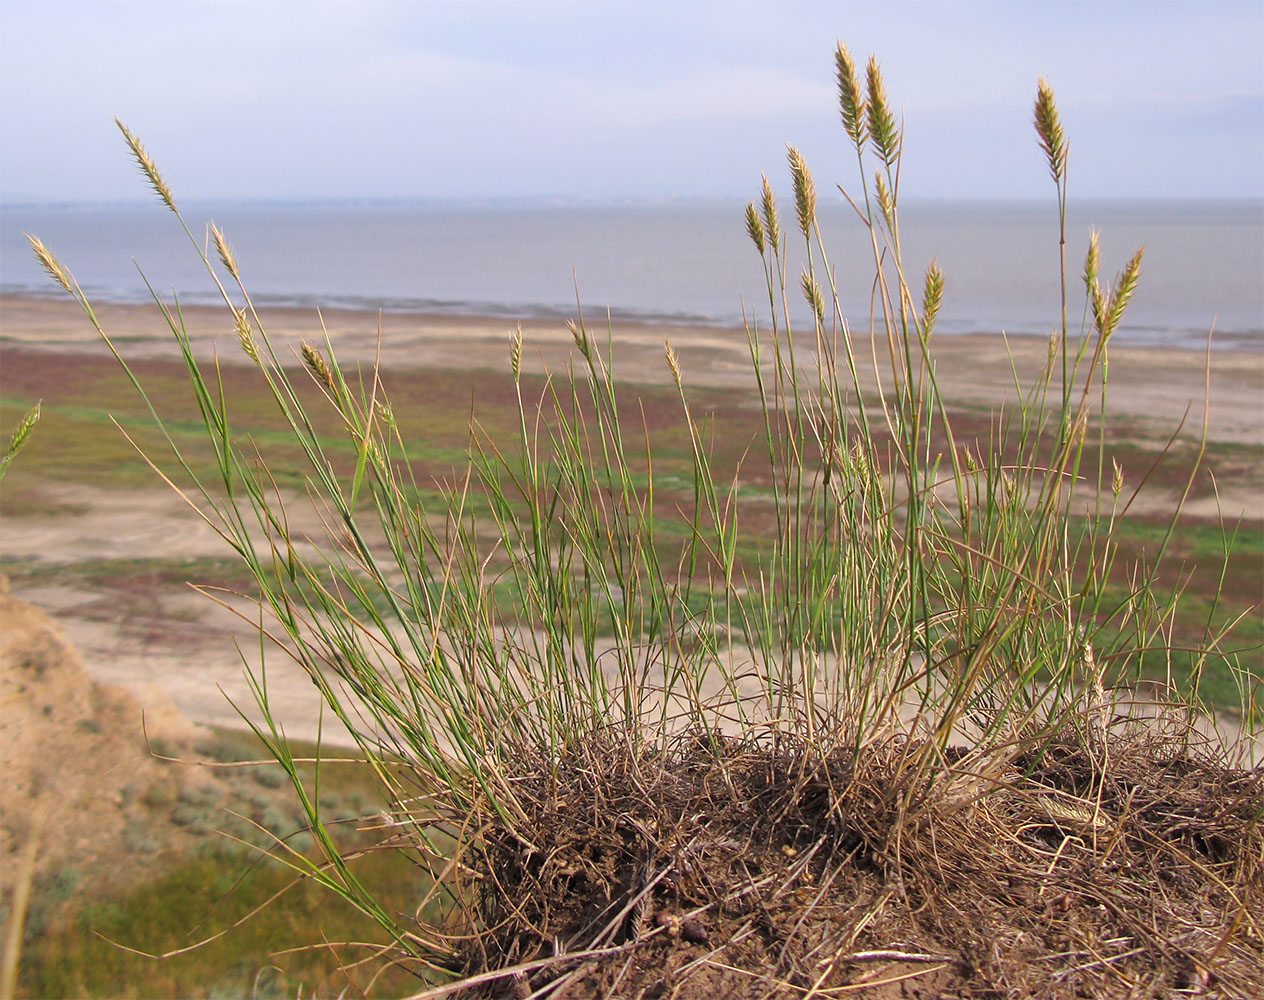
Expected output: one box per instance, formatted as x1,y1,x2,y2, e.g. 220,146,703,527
1,0,1261,203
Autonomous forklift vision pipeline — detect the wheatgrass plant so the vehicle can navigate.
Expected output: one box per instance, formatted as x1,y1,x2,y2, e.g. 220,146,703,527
26,45,1252,986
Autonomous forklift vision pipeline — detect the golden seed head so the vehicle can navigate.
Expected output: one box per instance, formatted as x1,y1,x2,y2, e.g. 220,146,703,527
301,341,336,393
1111,458,1124,498
760,173,781,253
664,339,682,388
835,42,867,149
1103,247,1144,340
745,201,766,255
786,145,816,239
375,399,395,433
964,447,979,474
566,318,589,356
921,259,944,335
510,325,523,382
800,270,825,326
25,234,74,294
115,118,177,213
874,171,893,227
234,308,258,363
1032,78,1067,184
1071,408,1089,447
1091,280,1108,337
1082,229,1100,296
210,223,238,279
851,440,871,490
865,56,899,166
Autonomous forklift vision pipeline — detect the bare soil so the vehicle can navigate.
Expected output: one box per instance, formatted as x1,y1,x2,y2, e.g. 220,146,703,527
0,578,205,897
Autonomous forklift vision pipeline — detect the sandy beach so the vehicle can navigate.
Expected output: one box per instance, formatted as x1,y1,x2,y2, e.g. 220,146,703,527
2,292,1260,750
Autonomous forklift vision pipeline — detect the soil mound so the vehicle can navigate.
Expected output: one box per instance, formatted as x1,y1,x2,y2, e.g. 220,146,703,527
0,578,204,901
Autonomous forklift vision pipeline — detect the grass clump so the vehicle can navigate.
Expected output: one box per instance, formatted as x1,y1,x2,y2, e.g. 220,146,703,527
25,44,1261,999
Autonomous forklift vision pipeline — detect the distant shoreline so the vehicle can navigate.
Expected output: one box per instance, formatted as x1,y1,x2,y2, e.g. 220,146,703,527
3,290,1260,443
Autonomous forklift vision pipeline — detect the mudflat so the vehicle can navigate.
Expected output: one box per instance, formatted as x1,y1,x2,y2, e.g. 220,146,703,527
1,292,1260,751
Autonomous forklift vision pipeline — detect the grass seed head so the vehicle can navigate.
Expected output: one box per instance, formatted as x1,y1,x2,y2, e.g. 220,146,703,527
1033,78,1067,184
567,318,590,357
745,201,766,255
375,399,396,433
1082,228,1100,297
835,42,867,149
800,270,825,326
1091,280,1108,337
787,146,817,239
210,223,239,279
664,339,682,388
510,325,523,382
5,402,40,457
760,173,781,253
874,171,894,228
1112,458,1124,498
26,235,74,294
865,56,900,166
301,341,336,393
922,260,944,335
1103,247,1144,339
234,309,258,363
115,119,177,213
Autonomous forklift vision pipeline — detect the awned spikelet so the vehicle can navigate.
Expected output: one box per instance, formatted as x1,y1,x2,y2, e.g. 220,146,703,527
744,201,766,255
921,260,944,335
874,171,894,229
566,318,590,357
234,309,259,364
210,223,239,280
787,146,817,239
115,119,177,213
1033,78,1067,183
1103,247,1144,338
3,402,40,461
510,325,523,383
1082,228,1100,296
760,173,781,253
25,235,74,294
301,341,337,394
0,400,40,482
835,42,867,148
800,270,825,326
664,339,682,388
865,56,900,166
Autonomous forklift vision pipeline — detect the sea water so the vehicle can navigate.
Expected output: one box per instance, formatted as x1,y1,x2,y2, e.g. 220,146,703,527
2,199,1260,350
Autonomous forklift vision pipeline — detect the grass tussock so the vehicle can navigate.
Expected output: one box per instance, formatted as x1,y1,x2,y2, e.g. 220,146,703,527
458,730,1261,997
19,42,1262,999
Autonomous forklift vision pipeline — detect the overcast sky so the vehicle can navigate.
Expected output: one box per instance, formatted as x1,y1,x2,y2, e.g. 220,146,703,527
1,0,1261,204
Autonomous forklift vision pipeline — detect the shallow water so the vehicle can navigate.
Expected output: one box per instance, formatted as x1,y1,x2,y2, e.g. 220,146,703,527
4,198,1261,349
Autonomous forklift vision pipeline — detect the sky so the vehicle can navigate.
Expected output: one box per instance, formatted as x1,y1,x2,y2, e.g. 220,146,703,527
1,0,1261,204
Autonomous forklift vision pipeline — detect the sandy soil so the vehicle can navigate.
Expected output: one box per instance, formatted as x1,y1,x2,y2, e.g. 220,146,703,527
2,293,1260,757
0,580,207,893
